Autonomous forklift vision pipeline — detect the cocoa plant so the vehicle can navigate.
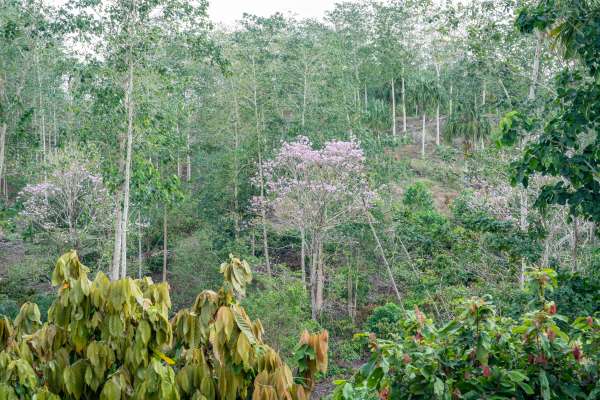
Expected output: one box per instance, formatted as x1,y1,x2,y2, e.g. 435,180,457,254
0,251,328,399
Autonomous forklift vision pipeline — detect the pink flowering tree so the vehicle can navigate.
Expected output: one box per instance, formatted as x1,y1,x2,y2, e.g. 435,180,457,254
257,136,375,319
19,148,112,250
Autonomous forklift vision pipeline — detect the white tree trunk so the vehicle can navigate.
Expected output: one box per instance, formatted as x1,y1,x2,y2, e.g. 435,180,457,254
252,57,271,276
111,191,123,280
436,103,440,146
364,84,368,114
401,76,407,135
528,31,543,101
449,84,453,116
364,202,402,303
300,227,306,287
421,114,426,157
162,208,168,282
138,210,143,279
519,191,528,288
0,123,6,190
119,51,135,279
572,218,578,272
391,79,396,137
302,62,308,129
186,128,191,182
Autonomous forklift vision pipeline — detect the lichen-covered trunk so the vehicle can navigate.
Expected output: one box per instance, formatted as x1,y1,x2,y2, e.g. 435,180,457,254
162,208,168,282
138,210,143,279
391,78,396,137
436,103,440,146
421,114,426,158
528,31,543,101
402,76,407,135
119,54,135,279
0,123,6,191
300,227,306,287
519,191,528,288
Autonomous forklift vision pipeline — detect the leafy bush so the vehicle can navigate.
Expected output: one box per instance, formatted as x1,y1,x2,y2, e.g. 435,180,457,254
333,269,600,399
403,182,434,211
242,275,319,359
366,303,403,338
0,251,329,399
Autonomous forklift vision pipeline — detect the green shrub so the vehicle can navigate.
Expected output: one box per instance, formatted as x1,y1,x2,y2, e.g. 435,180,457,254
403,182,434,211
366,303,403,338
242,275,319,360
333,268,600,399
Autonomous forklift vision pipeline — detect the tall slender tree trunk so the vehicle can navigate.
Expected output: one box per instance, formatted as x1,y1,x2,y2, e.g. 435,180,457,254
0,74,5,190
252,57,271,275
528,31,543,101
435,65,441,145
315,239,324,318
519,191,528,289
162,208,168,282
300,227,306,287
421,113,426,158
111,192,123,279
391,78,396,137
364,84,368,114
449,84,453,116
436,103,440,146
119,52,135,279
482,80,486,107
138,210,143,279
401,76,407,135
302,62,308,129
232,90,241,240
0,124,5,191
310,233,319,321
572,218,578,272
364,201,402,303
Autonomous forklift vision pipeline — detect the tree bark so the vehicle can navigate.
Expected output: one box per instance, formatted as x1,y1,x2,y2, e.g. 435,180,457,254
528,31,543,101
401,76,407,135
421,113,426,158
572,217,578,272
162,208,168,282
449,84,453,116
232,90,241,240
111,190,123,280
436,103,440,146
519,191,528,289
363,201,402,303
252,57,271,276
0,123,6,191
119,51,135,279
186,127,191,182
300,227,306,287
302,62,308,129
315,239,324,318
391,78,396,137
435,65,441,145
138,210,143,279
364,84,368,114
309,234,319,320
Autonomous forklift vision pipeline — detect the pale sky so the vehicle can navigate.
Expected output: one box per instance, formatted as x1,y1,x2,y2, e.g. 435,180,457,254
46,0,341,26
209,0,340,26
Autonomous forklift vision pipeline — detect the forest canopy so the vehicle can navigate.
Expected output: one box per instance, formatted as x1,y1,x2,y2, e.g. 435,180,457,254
1,0,599,398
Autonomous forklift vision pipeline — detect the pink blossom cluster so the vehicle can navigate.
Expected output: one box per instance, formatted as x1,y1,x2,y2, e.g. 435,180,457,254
18,151,112,244
254,136,375,233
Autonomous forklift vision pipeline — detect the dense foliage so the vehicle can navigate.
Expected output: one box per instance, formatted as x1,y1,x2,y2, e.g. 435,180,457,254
2,0,600,396
0,251,328,399
334,269,600,399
